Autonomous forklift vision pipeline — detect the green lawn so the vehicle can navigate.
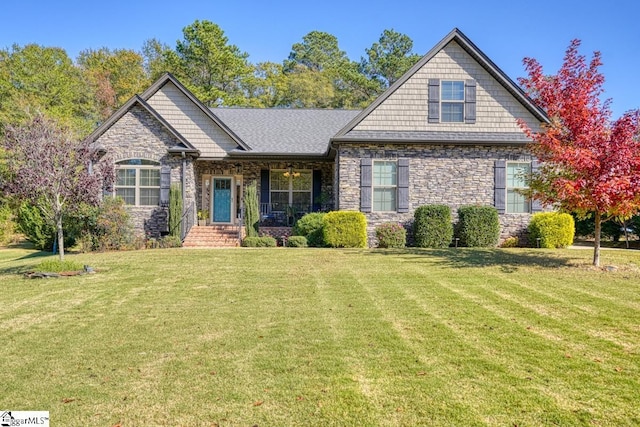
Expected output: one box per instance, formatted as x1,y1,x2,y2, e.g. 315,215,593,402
1,246,639,426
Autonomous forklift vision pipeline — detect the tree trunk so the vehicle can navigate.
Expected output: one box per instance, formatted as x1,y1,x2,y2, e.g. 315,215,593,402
593,211,601,267
56,212,65,262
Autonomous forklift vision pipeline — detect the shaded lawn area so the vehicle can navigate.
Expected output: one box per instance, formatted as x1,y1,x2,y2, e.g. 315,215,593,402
0,247,639,426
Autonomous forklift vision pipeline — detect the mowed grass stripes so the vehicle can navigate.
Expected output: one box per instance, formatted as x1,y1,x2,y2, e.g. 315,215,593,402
0,247,638,426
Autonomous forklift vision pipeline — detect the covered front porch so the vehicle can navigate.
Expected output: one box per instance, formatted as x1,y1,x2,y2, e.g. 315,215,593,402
188,159,334,237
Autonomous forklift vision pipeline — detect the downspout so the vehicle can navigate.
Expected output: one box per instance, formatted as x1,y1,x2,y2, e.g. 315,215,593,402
181,152,187,241
181,152,186,211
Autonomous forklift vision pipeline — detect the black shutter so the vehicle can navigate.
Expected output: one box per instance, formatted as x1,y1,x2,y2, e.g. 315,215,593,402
494,160,506,214
312,170,322,212
465,80,476,124
531,160,543,212
360,158,372,213
160,165,171,207
397,158,409,213
260,169,270,210
428,78,440,123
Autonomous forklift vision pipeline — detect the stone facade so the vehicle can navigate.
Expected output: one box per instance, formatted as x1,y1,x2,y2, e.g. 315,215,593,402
95,104,197,238
336,143,535,246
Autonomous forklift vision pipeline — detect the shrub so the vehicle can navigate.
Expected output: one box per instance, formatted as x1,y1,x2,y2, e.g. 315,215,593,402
241,236,277,247
528,212,575,248
413,205,453,248
93,197,134,251
323,211,367,248
500,236,519,248
169,183,183,239
17,202,80,251
375,223,406,248
456,206,500,247
286,236,308,247
292,212,326,247
244,181,259,238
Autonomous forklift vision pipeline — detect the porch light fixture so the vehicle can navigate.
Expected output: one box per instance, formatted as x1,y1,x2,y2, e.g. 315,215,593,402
283,165,300,178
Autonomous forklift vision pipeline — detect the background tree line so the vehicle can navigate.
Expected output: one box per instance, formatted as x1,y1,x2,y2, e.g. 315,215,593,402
0,20,421,137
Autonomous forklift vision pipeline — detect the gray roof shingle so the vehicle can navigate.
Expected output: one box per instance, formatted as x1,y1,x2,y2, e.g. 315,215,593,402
210,108,360,155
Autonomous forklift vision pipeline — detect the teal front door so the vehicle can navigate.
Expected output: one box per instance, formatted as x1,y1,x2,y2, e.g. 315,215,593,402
212,177,232,223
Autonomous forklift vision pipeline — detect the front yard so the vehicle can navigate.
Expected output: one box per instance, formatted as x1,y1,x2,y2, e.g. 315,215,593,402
1,246,639,426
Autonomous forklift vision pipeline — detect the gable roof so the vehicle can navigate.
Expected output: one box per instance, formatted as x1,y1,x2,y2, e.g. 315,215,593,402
86,73,249,154
334,28,549,141
86,94,200,156
212,108,360,157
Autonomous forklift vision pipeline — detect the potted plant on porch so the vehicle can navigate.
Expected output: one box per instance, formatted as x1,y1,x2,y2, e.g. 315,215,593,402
197,210,209,226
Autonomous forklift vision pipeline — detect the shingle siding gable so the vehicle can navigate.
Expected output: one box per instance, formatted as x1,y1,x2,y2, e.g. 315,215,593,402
352,41,541,134
146,82,238,158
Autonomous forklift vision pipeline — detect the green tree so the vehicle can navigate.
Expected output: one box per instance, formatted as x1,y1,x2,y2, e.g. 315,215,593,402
284,31,349,73
283,31,377,108
172,20,253,106
361,29,421,87
141,38,175,80
243,62,289,108
0,44,97,134
78,48,149,120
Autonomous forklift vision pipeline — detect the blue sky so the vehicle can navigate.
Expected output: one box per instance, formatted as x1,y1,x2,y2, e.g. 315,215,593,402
1,0,638,117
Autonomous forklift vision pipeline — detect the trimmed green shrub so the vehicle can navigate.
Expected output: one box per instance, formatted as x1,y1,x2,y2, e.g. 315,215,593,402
244,181,259,238
375,222,406,248
323,211,367,248
292,212,326,247
500,236,519,248
169,183,183,239
456,206,500,247
528,212,575,248
286,235,308,247
413,204,453,248
241,236,277,247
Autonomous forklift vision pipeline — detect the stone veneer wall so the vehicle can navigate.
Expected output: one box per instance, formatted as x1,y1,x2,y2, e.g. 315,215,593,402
95,105,197,238
337,143,535,246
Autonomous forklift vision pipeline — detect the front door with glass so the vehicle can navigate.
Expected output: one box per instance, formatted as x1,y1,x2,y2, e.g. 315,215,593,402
212,177,233,223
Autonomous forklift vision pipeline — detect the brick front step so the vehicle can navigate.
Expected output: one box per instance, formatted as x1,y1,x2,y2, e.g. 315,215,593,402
183,225,242,248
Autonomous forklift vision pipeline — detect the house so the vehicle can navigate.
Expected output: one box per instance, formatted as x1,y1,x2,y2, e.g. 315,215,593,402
87,28,548,246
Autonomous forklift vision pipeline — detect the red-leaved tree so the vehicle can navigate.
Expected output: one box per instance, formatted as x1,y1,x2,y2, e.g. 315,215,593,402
2,113,113,261
518,40,640,266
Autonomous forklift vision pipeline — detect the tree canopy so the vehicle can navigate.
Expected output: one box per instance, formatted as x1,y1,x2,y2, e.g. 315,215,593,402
518,40,640,266
1,113,113,260
0,20,422,133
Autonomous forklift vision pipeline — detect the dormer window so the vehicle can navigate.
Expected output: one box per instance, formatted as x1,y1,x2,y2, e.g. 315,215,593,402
441,81,465,122
428,78,476,124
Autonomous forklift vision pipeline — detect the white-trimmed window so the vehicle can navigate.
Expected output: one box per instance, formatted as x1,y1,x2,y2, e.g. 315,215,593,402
506,162,531,213
441,80,465,122
115,159,161,206
373,160,397,212
269,169,312,211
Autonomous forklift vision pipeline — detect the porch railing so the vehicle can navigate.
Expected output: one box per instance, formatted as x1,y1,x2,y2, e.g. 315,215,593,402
259,202,333,227
180,200,196,241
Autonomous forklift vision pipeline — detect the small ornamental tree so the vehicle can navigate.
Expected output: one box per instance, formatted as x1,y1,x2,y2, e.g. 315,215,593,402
1,113,113,260
518,40,640,266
